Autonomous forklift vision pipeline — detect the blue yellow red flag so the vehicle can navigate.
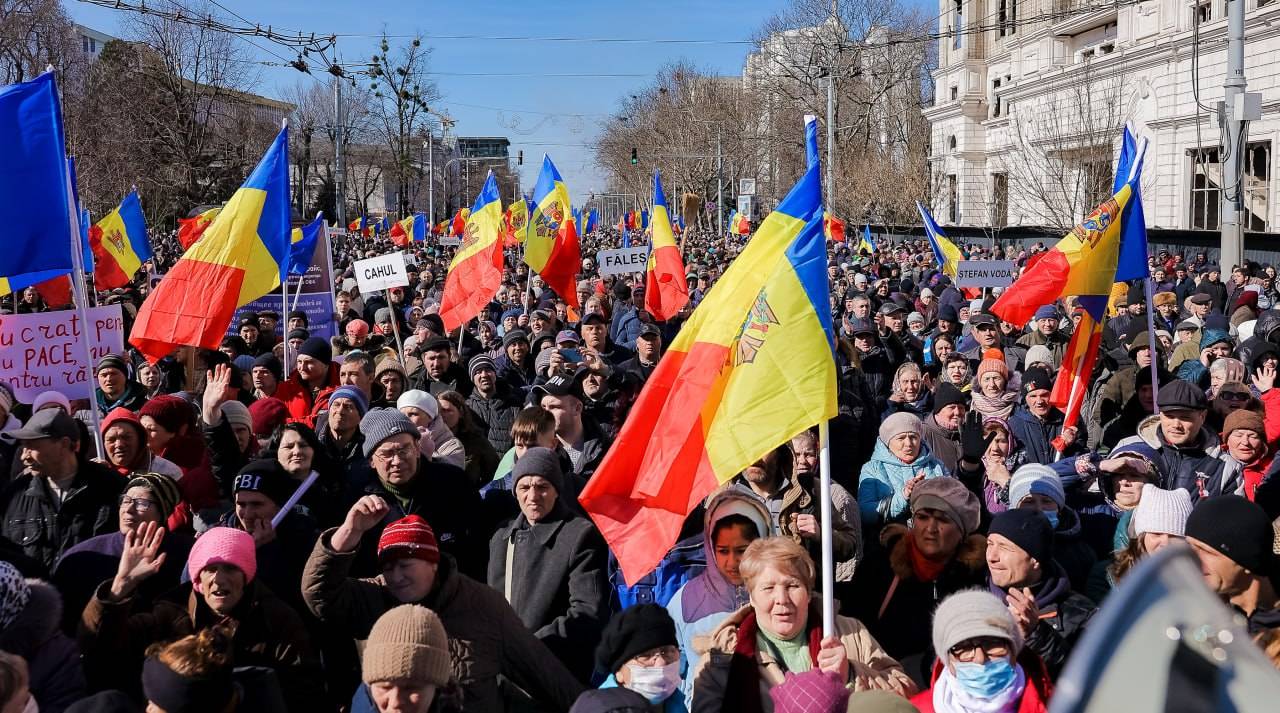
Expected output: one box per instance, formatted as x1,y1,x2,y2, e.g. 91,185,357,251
89,191,151,289
645,170,690,321
524,155,580,306
1113,126,1149,282
581,162,835,585
131,127,291,363
440,173,504,332
0,72,75,279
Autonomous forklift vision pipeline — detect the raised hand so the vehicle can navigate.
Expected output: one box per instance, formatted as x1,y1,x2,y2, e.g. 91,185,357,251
110,521,167,600
960,410,996,463
331,495,391,552
201,364,235,426
1254,363,1277,394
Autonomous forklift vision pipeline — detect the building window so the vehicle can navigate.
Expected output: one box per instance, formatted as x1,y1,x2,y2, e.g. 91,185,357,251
1194,1,1213,24
991,78,1002,118
949,85,958,100
948,135,958,150
954,0,963,49
1081,158,1113,213
999,0,1017,36
948,174,959,222
81,36,97,54
992,173,1009,227
1189,142,1271,230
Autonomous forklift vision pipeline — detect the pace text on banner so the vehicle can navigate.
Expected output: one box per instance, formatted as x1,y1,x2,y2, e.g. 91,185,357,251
579,162,836,586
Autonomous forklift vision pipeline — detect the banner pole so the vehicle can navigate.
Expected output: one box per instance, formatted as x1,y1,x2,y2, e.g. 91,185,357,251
64,161,104,456
281,271,290,370
385,288,407,368
817,420,835,639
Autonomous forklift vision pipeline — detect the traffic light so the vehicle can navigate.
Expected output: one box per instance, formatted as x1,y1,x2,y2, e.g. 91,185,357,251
630,148,638,165
517,150,523,165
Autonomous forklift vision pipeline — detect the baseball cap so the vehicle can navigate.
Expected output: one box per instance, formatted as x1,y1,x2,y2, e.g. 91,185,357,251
555,330,581,346
9,409,79,442
531,373,582,401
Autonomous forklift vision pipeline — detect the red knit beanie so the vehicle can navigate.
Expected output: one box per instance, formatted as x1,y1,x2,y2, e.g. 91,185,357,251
377,515,440,565
248,397,290,437
139,395,195,434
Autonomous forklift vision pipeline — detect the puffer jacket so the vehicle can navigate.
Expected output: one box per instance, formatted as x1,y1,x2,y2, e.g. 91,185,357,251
857,440,948,525
466,386,523,454
300,530,585,713
988,562,1097,675
1135,418,1234,501
1009,405,1087,466
0,580,85,713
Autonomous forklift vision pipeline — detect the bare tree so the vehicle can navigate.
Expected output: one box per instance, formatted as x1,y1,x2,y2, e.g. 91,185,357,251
0,0,81,84
365,33,441,217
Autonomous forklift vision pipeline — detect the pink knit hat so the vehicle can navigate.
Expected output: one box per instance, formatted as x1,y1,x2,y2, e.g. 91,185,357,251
769,670,850,713
188,527,257,592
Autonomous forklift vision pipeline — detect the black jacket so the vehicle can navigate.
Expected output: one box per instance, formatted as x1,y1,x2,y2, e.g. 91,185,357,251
466,386,524,454
410,362,472,398
990,563,1096,676
0,460,123,570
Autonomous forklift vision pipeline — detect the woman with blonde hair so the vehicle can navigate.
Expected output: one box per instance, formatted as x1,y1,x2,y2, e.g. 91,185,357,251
690,537,914,712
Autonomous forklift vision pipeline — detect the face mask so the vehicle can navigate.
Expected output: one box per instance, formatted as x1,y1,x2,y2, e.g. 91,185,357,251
21,694,38,713
1043,510,1060,529
954,658,1017,698
625,660,681,704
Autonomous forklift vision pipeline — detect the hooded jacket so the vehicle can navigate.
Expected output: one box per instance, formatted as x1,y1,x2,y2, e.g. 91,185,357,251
1135,417,1234,501
857,440,948,525
667,490,771,700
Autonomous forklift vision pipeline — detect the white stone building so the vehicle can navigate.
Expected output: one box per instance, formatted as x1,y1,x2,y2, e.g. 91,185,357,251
924,0,1279,233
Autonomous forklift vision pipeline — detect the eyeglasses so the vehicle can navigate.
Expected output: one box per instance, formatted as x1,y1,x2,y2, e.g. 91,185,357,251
629,645,680,667
119,495,157,513
949,637,1010,662
1219,391,1250,402
373,444,417,463
952,634,1008,660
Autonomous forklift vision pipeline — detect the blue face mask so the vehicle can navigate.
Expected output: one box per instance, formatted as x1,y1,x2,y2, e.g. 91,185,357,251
1043,510,1060,529
954,658,1017,698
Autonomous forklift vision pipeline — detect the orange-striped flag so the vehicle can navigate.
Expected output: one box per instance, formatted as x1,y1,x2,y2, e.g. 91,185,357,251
644,170,689,321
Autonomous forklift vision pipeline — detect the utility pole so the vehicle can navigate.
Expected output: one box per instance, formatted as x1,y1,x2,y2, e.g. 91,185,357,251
334,76,347,228
1218,0,1257,270
425,134,434,225
716,124,724,236
826,72,835,209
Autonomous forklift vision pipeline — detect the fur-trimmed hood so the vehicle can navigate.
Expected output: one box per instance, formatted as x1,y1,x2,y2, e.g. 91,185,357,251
882,522,987,583
0,579,62,658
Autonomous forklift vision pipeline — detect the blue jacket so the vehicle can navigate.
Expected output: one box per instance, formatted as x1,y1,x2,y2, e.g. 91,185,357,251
857,439,948,524
610,304,643,351
1009,406,1086,466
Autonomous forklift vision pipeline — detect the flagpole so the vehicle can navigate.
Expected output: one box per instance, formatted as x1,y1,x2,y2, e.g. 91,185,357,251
64,162,103,457
818,420,835,638
281,271,290,370
385,288,407,368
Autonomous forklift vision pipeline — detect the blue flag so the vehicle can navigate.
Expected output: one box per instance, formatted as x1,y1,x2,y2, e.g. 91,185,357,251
622,228,631,249
804,115,820,170
1113,125,1149,282
288,215,324,275
0,73,75,277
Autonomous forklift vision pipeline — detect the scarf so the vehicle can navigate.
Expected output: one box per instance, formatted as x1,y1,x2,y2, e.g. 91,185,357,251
722,603,823,713
932,663,1026,713
970,389,1017,419
906,533,948,582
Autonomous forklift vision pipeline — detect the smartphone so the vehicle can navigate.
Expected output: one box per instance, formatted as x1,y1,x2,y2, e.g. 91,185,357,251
560,348,583,363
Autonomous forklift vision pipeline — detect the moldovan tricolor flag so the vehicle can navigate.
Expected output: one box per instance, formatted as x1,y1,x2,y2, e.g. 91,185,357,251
439,173,504,332
131,127,291,363
644,170,689,321
390,213,426,246
178,207,220,250
89,191,151,290
580,161,836,585
504,198,528,247
524,155,581,307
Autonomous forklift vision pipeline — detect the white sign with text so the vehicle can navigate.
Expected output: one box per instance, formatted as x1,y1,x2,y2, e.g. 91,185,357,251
955,260,1017,288
0,305,125,400
354,252,410,292
597,247,651,276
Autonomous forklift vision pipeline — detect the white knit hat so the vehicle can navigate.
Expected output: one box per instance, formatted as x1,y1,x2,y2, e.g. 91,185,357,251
396,389,439,420
1132,484,1193,538
1008,464,1066,509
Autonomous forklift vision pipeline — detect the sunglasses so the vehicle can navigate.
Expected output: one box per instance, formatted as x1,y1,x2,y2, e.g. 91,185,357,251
1219,391,1250,402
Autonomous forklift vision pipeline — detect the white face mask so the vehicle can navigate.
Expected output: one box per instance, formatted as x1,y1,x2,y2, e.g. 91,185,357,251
21,694,38,713
625,660,681,703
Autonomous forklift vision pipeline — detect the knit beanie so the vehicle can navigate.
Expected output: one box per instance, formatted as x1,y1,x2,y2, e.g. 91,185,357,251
232,354,255,374
298,336,332,365
534,347,555,376
247,397,290,437
594,604,678,675
468,354,497,379
396,390,439,420
219,401,252,432
360,407,420,458
330,385,369,416
512,446,564,494
96,353,129,376
988,509,1054,566
1222,408,1266,441
769,671,850,713
1024,344,1054,369
1008,463,1066,509
126,473,182,521
975,357,1010,383
139,395,195,434
932,382,968,416
1186,495,1276,574
31,390,72,414
231,459,297,507
1021,367,1054,396
878,412,922,445
931,589,1023,662
346,319,370,338
187,527,256,592
252,353,283,382
288,328,311,342
910,477,981,537
362,604,452,687
377,515,440,565
1132,484,1193,538
0,561,30,631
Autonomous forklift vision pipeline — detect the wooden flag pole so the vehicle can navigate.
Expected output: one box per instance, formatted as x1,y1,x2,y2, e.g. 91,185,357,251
385,288,407,368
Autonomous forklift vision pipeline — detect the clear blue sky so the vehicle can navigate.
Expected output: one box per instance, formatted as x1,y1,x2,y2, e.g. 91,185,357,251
66,0,925,197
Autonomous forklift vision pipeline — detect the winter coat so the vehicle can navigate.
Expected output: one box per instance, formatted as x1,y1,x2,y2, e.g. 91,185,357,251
857,440,948,526
730,479,859,567
1009,406,1086,466
911,651,1053,713
0,459,123,570
989,562,1097,675
51,529,193,635
453,422,501,490
1134,419,1234,501
486,503,609,683
842,524,988,688
409,362,473,398
272,364,341,428
0,580,85,713
466,386,524,454
689,603,915,713
79,580,326,711
571,686,675,713
300,531,585,713
1016,329,1070,368
1044,505,1098,593
920,414,962,473
215,509,320,614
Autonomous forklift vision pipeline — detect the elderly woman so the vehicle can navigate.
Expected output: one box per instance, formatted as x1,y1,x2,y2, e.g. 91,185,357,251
858,413,948,526
690,538,915,711
882,363,931,419
941,352,970,391
395,390,466,470
954,414,1026,516
910,590,1052,712
970,358,1017,420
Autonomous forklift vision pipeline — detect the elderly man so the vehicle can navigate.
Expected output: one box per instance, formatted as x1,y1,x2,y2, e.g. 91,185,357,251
487,448,608,682
962,312,1023,374
91,354,148,416
1010,368,1085,465
1015,305,1068,368
1,410,124,570
250,353,283,399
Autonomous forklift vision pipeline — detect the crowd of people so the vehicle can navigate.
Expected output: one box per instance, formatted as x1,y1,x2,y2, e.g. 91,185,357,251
0,224,1278,713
